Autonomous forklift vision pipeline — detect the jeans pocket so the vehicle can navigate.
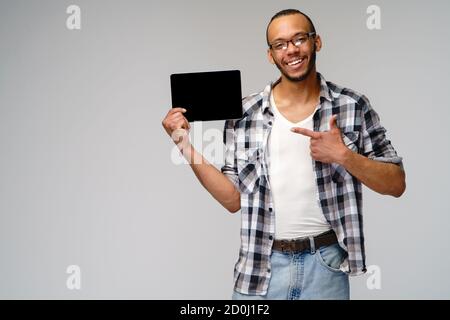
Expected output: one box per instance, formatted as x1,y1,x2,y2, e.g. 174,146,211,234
316,243,347,273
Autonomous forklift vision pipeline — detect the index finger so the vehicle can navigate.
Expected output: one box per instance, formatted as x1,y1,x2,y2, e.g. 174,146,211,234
291,127,321,139
168,107,187,115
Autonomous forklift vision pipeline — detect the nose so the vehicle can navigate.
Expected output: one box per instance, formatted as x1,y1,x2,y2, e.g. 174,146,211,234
286,40,300,54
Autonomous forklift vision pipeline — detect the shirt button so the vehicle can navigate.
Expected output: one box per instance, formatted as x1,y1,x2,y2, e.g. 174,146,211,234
268,121,272,126
267,268,271,273
269,235,273,240
269,207,273,212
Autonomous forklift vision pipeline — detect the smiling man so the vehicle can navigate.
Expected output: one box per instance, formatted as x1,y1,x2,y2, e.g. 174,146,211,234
162,9,405,300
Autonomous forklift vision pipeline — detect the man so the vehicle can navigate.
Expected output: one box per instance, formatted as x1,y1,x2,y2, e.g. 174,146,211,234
162,9,405,300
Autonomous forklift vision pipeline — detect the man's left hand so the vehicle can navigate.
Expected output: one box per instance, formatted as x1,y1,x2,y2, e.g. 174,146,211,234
291,115,349,164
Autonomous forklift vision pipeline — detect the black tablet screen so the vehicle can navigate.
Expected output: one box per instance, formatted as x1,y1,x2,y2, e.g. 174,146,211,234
170,70,243,122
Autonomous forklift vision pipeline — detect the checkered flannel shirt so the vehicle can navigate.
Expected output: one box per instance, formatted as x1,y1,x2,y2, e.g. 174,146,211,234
221,73,404,295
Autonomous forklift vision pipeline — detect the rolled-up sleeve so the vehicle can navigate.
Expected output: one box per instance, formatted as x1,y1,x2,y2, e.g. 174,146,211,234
360,95,404,171
221,119,239,187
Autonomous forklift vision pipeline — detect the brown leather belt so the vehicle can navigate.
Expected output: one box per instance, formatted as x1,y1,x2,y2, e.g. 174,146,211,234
272,230,338,253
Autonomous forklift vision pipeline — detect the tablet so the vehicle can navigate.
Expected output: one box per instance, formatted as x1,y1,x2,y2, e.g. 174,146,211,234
170,70,243,122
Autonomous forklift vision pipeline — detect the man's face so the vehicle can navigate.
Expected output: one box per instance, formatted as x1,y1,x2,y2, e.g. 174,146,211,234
267,14,321,82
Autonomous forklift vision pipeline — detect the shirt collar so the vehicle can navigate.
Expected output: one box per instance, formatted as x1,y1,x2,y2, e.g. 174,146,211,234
261,72,332,114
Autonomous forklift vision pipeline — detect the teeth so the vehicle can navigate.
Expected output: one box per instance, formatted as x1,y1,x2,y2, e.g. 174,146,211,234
287,58,303,66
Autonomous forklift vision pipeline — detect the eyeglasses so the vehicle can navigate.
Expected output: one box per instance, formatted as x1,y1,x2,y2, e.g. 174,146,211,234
269,32,316,51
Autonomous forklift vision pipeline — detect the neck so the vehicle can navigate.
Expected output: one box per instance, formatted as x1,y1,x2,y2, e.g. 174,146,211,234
274,69,320,105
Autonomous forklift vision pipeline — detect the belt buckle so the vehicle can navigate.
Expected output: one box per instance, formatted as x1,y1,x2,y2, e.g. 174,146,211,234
281,239,296,253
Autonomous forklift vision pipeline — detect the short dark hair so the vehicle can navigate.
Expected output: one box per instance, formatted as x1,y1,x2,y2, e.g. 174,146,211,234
266,9,316,46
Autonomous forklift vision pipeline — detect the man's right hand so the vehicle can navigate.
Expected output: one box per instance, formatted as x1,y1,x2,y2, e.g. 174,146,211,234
161,108,240,213
162,107,191,149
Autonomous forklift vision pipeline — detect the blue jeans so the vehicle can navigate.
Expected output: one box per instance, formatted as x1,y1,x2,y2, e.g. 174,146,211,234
231,242,350,300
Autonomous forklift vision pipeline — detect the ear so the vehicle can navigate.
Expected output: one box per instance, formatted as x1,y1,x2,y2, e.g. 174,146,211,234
314,34,322,52
267,48,275,65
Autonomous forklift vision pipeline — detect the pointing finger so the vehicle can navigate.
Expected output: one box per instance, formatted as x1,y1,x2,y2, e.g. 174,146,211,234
291,127,321,139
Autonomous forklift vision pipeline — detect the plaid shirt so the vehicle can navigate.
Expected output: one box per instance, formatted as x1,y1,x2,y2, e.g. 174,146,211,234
221,73,404,296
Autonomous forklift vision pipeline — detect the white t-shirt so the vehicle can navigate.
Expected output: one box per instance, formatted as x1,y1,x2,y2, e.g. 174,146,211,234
266,92,331,240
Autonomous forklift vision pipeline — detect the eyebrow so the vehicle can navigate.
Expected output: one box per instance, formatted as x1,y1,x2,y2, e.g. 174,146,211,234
271,31,309,43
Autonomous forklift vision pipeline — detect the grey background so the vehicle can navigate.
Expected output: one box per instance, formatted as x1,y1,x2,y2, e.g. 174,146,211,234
0,0,449,299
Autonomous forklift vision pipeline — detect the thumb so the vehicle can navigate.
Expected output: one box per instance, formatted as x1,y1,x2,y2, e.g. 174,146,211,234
329,115,339,131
